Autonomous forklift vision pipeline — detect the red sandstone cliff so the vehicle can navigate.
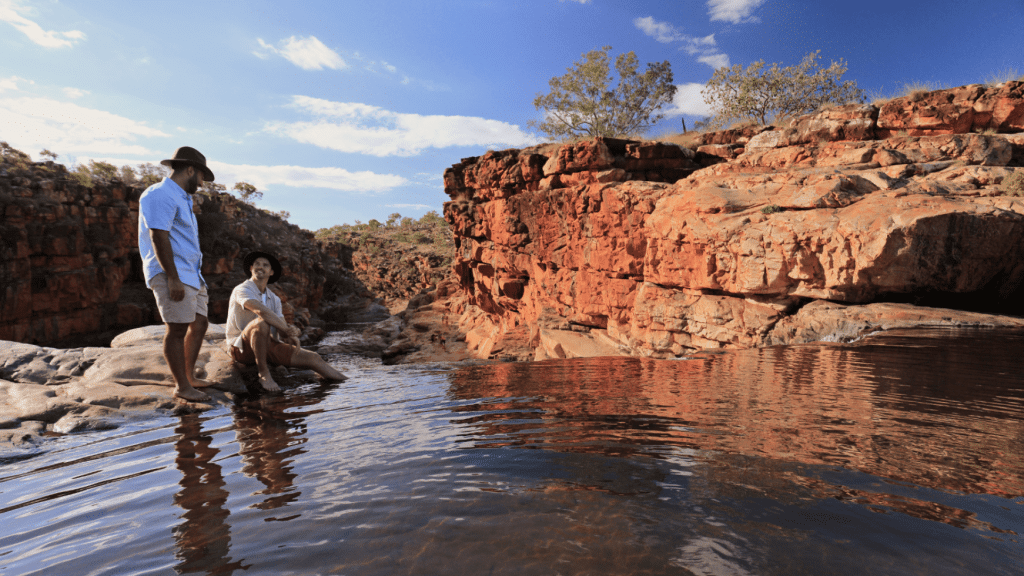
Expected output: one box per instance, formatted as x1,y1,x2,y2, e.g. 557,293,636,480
438,82,1024,361
0,160,362,346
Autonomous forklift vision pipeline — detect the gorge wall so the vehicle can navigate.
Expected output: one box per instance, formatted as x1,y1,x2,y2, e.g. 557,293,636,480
0,161,362,347
442,82,1024,360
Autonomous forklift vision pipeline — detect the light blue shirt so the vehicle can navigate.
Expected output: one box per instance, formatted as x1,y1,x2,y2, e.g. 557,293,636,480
138,178,205,289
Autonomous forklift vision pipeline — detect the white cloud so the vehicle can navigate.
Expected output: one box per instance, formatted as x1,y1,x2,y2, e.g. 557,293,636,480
386,203,435,211
0,96,167,156
663,83,714,117
697,53,730,69
634,16,730,69
80,156,409,195
682,34,718,55
0,75,31,92
265,95,540,157
707,0,766,24
634,16,685,43
62,87,88,99
208,161,407,193
0,0,86,48
255,36,347,71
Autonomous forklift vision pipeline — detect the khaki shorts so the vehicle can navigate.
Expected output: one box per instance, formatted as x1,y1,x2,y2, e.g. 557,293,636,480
151,273,208,324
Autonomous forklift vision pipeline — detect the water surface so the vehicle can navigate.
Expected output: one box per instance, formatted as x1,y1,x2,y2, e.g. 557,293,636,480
1,328,1022,575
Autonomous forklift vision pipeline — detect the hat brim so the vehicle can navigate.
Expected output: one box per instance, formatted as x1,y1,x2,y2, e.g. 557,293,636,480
161,159,215,182
242,251,282,284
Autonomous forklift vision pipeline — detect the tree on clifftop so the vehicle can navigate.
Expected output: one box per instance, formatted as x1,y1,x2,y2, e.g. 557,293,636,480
233,181,263,204
531,46,676,139
701,50,865,129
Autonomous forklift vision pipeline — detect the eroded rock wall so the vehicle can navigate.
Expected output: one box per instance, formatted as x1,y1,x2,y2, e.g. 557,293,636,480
0,161,357,346
443,82,1024,360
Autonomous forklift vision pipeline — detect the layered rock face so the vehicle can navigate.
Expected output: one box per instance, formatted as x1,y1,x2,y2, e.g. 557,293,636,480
1,163,139,345
0,161,355,346
443,82,1024,360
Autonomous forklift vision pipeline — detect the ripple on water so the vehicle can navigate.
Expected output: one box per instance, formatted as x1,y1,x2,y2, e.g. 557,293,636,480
0,327,1022,575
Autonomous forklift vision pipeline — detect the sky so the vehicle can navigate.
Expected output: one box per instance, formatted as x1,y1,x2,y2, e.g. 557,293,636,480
1,0,1022,232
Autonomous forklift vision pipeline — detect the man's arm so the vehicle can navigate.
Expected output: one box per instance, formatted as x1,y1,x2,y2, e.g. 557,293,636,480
150,229,185,301
242,299,301,345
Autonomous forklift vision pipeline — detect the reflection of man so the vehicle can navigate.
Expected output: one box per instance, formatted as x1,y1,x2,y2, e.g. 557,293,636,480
138,146,215,402
172,413,245,574
225,251,346,391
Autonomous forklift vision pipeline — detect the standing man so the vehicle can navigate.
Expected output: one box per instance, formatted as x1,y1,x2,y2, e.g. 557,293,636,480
226,251,346,391
138,146,215,402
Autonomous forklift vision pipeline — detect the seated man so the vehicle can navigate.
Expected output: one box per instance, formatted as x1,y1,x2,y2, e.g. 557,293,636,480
225,251,346,391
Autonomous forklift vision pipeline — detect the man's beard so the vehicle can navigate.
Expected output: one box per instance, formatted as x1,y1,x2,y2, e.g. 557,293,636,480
184,171,200,194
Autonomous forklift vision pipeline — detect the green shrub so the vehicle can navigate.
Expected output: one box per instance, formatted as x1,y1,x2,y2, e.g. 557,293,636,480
1,141,32,172
761,204,783,215
701,50,864,129
531,46,676,138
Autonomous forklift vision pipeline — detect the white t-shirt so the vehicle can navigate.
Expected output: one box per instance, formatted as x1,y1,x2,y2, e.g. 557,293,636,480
225,279,283,349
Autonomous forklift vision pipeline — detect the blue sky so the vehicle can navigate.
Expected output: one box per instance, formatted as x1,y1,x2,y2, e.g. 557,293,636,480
2,0,1022,231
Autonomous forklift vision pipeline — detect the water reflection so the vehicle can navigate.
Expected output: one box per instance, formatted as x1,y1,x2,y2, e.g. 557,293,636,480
447,328,1024,511
171,382,340,573
172,413,245,575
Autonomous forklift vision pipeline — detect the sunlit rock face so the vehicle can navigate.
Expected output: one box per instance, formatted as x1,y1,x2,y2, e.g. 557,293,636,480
443,83,1024,360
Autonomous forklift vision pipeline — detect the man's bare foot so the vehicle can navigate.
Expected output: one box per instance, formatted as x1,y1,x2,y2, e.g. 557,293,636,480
258,373,281,392
175,387,211,402
319,367,347,382
190,378,214,388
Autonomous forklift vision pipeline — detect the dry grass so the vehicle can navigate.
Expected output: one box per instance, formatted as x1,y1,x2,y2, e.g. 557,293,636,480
1003,171,1024,196
984,67,1022,86
726,119,758,130
658,132,704,150
869,81,946,106
901,81,944,101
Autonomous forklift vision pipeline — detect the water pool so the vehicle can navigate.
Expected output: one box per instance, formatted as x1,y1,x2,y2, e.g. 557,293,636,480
1,328,1021,575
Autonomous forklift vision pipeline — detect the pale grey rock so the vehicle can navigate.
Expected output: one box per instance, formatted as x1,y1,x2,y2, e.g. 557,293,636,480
0,341,104,385
110,324,226,348
52,406,125,434
79,342,243,393
55,381,176,410
0,421,46,452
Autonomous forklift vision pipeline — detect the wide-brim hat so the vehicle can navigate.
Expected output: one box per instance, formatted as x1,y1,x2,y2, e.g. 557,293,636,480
242,251,282,284
160,146,215,182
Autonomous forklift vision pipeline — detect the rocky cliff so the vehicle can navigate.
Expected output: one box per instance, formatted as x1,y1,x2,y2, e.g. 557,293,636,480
440,82,1024,360
0,159,365,347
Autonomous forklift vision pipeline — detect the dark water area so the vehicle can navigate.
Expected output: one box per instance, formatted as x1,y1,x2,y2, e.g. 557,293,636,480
0,327,1022,575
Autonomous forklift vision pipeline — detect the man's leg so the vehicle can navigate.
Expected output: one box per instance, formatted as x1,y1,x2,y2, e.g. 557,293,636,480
285,346,347,381
244,320,281,392
183,314,211,388
165,323,211,402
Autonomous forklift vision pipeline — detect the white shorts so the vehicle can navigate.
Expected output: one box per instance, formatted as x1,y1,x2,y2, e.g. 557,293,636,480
150,273,209,324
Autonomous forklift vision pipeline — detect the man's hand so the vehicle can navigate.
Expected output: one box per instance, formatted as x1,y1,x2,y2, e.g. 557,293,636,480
287,325,301,347
168,276,186,301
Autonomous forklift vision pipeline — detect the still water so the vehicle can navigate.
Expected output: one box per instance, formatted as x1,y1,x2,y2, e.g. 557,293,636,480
0,327,1022,575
